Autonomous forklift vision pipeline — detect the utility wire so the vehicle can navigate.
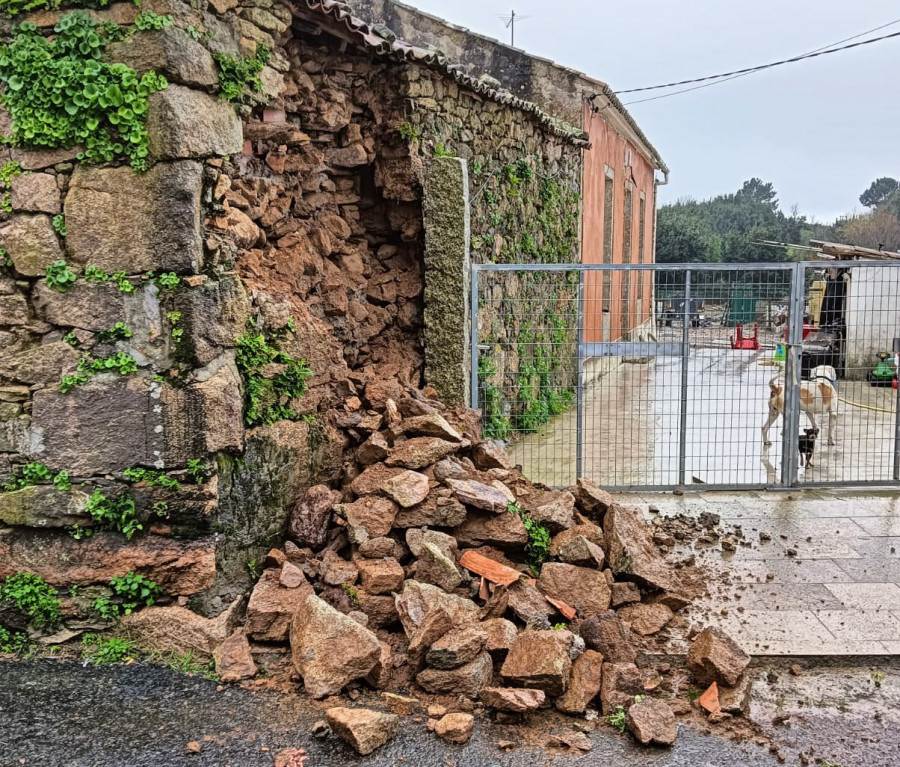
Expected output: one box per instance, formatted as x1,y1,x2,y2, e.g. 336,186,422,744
623,17,900,105
616,25,900,99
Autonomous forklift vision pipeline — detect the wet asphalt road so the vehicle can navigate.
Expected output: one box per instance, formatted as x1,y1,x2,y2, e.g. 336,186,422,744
4,659,900,766
0,659,785,767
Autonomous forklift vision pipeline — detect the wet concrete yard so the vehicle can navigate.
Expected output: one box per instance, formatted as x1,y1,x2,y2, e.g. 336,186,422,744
512,345,900,489
622,488,900,657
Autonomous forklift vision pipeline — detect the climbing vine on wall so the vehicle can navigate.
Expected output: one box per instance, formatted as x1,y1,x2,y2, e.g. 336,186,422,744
0,0,113,16
466,152,581,439
235,320,313,427
0,13,168,171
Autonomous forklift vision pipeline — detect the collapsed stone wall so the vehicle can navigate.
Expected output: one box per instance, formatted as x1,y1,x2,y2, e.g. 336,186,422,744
0,0,587,617
401,64,583,440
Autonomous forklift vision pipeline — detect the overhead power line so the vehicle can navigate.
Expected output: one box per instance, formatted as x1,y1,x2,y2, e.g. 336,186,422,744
623,16,900,105
615,25,900,100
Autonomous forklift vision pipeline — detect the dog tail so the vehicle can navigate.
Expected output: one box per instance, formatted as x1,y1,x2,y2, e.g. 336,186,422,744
768,376,784,393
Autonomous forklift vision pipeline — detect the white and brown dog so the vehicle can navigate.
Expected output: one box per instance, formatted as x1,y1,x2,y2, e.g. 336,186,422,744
762,365,838,447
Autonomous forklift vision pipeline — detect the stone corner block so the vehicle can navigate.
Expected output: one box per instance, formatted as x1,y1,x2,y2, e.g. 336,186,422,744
10,173,62,215
0,214,63,277
422,156,471,407
147,85,243,160
31,378,163,475
105,27,218,91
64,160,203,274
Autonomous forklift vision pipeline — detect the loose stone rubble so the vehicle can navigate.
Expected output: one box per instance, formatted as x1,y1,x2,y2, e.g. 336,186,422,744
220,387,752,754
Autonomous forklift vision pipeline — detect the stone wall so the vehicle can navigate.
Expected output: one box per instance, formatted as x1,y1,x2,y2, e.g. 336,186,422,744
0,0,586,618
398,63,583,440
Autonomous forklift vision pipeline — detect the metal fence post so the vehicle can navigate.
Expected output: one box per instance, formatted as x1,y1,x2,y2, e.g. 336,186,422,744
781,262,804,487
677,269,691,487
576,270,585,482
469,266,480,411
893,337,900,481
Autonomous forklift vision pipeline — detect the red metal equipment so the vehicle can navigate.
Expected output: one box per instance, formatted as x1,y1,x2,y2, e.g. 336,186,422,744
731,322,760,350
783,324,816,340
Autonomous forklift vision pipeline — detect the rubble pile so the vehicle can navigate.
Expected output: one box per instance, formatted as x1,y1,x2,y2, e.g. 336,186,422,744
217,384,752,753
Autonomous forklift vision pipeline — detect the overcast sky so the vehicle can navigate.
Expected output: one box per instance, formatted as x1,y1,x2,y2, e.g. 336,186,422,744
405,0,900,221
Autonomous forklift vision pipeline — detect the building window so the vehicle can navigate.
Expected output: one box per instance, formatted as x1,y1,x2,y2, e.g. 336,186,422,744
638,193,646,263
638,192,646,324
602,168,614,313
622,184,634,337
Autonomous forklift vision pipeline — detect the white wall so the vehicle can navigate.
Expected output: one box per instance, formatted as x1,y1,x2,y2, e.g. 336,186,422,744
845,266,900,373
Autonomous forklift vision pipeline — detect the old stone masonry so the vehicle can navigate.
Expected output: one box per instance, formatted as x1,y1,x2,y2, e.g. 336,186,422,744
0,0,745,758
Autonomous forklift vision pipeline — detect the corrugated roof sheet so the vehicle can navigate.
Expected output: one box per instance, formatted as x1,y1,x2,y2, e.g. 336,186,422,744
298,0,590,146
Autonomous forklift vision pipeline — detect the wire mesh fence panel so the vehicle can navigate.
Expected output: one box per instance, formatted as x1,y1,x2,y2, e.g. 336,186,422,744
676,267,793,487
794,263,900,486
475,268,581,488
473,262,900,491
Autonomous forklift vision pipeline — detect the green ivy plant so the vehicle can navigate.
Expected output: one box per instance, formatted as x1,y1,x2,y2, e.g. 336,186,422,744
81,633,133,664
155,272,179,290
0,572,60,628
186,458,205,485
59,352,138,392
109,571,161,612
113,271,136,293
235,323,313,427
0,626,31,655
45,260,77,292
52,470,71,490
84,266,136,293
123,467,179,490
341,582,359,606
62,331,79,347
478,355,511,440
133,11,172,31
184,25,211,42
397,121,419,143
96,321,132,343
84,265,110,283
0,160,23,212
0,0,115,16
83,488,142,539
2,461,69,491
0,13,168,172
92,571,161,621
607,704,627,733
167,311,183,343
51,214,66,237
508,501,550,575
215,45,270,103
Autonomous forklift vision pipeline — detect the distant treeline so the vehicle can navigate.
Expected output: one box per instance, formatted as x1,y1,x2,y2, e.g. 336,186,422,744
657,177,900,265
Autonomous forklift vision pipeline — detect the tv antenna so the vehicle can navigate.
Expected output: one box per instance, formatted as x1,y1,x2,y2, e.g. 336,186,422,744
499,10,530,47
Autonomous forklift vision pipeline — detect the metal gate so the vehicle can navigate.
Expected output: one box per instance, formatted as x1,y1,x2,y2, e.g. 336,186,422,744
471,261,900,491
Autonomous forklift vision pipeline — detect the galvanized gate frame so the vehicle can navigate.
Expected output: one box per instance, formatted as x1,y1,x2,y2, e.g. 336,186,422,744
470,260,900,491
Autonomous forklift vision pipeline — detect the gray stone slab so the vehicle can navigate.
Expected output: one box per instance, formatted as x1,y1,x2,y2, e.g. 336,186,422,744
846,537,900,559
824,583,900,610
760,559,852,584
851,517,900,537
815,610,900,641
835,558,900,583
746,640,890,656
713,610,836,645
732,583,845,611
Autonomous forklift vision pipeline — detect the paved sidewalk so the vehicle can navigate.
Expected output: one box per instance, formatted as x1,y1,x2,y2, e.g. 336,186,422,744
620,489,900,656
